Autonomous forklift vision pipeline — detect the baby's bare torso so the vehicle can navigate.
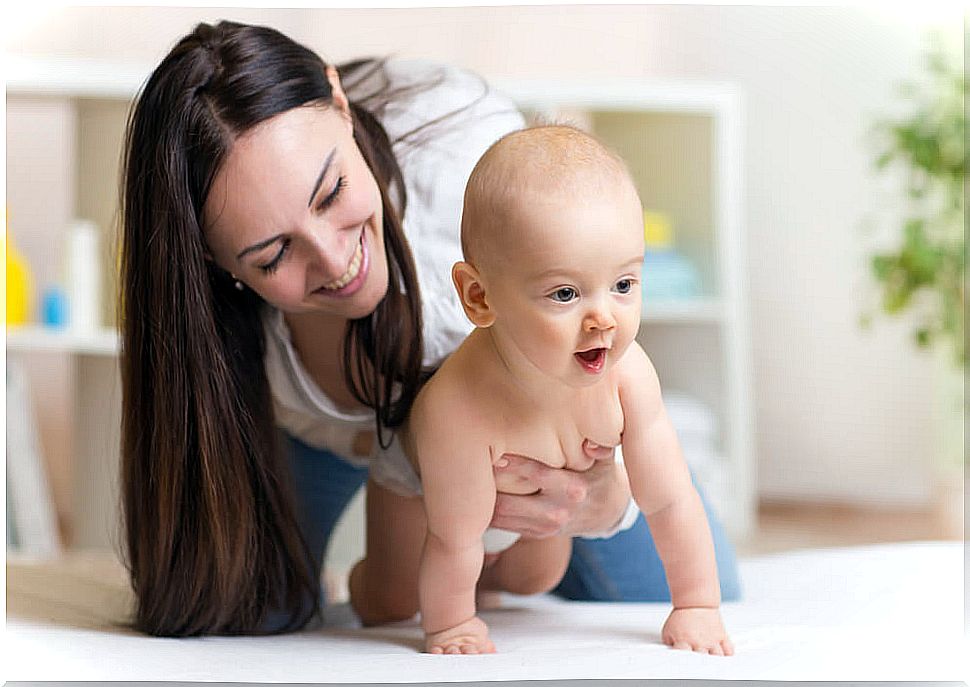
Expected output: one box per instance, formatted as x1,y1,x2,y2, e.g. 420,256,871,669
484,377,625,493
407,332,628,496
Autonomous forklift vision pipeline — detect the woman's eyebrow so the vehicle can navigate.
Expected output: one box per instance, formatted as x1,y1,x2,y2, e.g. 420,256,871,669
237,234,284,261
308,148,337,208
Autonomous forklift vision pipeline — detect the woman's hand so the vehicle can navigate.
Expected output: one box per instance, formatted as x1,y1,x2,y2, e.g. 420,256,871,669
489,440,632,538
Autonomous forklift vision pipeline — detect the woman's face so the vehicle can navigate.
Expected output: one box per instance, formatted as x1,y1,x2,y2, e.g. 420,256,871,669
203,79,388,321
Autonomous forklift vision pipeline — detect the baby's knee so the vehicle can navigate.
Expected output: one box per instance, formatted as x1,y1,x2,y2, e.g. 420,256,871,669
352,588,419,626
499,552,570,596
369,595,419,625
349,559,419,626
503,574,557,596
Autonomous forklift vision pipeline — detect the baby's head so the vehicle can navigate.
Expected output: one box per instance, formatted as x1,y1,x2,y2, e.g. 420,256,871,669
454,125,645,386
460,125,641,271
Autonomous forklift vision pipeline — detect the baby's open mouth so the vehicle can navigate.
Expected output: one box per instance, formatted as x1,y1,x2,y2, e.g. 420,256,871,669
574,347,607,374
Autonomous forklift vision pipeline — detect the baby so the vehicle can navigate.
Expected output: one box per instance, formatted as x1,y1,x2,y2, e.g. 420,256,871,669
356,124,733,656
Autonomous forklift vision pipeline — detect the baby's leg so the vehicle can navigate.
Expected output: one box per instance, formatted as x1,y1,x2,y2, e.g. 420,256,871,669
478,535,573,596
349,478,426,626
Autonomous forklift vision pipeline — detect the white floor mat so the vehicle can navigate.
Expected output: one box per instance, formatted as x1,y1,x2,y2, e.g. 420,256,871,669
5,541,967,682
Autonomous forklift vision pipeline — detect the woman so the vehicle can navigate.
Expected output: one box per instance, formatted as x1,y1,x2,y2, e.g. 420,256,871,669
120,19,740,637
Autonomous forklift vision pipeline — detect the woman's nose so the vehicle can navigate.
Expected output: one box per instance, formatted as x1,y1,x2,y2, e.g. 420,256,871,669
305,223,357,279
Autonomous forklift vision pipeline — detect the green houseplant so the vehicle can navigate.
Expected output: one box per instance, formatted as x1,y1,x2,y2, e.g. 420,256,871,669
865,35,964,533
868,37,965,368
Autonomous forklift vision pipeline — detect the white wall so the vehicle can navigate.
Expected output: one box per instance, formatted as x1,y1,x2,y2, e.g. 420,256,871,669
6,5,961,510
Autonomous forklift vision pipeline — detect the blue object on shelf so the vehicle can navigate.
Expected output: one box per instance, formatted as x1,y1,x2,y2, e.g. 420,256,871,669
41,286,69,328
641,249,702,302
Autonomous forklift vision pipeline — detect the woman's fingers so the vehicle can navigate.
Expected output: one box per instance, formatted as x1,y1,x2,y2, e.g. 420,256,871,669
490,451,631,537
493,453,585,501
491,491,569,537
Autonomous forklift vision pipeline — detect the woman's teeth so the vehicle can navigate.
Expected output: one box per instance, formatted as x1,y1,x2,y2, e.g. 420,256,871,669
321,239,363,290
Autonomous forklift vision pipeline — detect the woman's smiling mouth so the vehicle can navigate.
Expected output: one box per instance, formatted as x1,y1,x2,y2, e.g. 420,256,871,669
315,230,368,297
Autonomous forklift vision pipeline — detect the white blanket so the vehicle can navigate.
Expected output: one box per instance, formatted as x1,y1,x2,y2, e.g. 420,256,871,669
5,541,967,682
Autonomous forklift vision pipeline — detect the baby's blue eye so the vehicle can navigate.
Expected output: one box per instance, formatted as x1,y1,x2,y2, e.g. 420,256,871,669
614,278,634,294
550,287,578,303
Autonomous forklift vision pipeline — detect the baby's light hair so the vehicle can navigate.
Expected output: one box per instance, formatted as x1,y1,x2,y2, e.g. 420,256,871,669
460,125,634,267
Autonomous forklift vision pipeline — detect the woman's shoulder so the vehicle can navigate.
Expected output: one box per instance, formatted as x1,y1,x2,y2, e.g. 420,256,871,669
341,57,522,146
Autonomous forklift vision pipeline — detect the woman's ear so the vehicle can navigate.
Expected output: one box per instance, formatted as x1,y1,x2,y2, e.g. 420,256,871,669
325,65,354,133
452,261,495,328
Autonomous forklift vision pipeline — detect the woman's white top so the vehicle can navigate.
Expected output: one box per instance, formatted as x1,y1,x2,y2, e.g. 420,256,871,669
263,59,638,534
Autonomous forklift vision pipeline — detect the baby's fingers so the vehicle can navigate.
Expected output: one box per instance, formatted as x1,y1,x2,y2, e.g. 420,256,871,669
721,638,735,656
433,641,494,655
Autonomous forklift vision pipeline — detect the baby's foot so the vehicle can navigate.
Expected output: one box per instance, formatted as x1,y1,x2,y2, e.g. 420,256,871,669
424,616,496,654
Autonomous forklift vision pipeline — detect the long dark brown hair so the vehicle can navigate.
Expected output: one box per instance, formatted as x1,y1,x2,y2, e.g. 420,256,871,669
120,20,425,636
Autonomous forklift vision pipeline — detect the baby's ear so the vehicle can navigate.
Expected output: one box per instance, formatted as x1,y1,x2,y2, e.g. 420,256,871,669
452,261,495,327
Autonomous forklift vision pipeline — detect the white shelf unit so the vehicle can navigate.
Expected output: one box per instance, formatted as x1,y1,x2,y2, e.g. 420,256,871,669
6,58,754,550
6,327,123,550
497,78,755,538
6,57,145,550
6,325,120,356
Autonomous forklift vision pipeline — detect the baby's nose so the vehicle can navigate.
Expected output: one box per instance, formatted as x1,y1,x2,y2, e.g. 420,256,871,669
583,307,616,332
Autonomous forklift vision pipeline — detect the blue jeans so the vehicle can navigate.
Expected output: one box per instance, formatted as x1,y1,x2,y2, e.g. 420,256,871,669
284,433,742,610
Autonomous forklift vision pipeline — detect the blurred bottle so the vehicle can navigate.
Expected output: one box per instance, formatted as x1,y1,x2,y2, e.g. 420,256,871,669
66,219,101,332
6,213,35,326
641,210,701,302
42,286,69,328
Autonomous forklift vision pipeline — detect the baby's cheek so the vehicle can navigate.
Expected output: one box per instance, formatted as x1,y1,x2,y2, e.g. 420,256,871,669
619,309,641,341
531,320,569,356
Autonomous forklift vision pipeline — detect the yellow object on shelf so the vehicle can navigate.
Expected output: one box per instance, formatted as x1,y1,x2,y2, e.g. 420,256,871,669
643,210,673,250
5,220,35,326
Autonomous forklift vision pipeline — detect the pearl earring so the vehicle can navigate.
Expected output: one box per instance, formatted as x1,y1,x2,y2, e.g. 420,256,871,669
231,274,244,291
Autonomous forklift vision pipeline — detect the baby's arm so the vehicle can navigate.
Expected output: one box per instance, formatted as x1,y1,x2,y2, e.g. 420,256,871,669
412,390,497,654
618,344,734,656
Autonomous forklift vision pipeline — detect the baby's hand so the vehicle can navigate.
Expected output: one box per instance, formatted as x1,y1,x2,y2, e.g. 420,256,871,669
661,607,734,656
424,616,496,655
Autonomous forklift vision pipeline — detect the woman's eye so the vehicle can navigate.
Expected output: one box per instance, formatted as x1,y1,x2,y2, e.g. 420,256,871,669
614,278,635,294
549,287,578,303
317,176,346,211
258,238,291,274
